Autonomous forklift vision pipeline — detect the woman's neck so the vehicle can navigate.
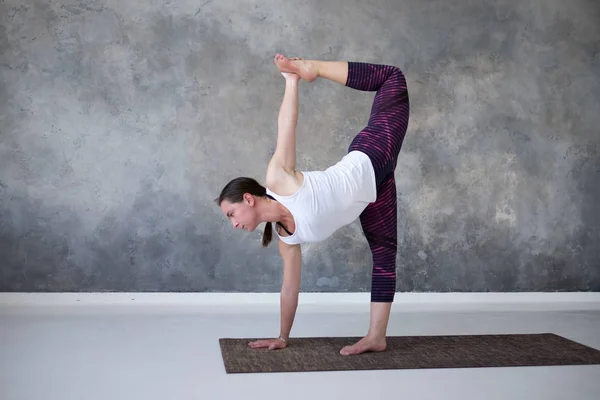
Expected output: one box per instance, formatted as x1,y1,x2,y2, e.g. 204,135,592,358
258,197,289,224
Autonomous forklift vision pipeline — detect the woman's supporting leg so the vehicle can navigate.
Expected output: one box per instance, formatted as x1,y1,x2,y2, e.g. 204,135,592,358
339,173,397,356
361,173,398,303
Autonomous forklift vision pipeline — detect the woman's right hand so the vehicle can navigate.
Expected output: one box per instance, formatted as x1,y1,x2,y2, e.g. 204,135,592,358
248,337,288,350
281,71,301,83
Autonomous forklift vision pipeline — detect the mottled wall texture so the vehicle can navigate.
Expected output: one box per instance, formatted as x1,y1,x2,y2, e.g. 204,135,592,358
1,0,599,293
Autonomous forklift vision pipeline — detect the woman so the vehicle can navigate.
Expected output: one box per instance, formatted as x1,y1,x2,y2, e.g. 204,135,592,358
216,54,409,355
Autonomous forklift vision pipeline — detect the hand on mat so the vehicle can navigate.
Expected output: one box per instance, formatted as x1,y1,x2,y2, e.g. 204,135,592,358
248,338,287,350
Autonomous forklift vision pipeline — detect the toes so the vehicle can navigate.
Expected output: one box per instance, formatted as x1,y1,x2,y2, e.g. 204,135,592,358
340,344,362,356
274,54,288,64
274,54,302,62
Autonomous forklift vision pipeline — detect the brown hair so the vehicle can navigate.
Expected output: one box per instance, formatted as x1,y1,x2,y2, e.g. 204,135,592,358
215,177,274,247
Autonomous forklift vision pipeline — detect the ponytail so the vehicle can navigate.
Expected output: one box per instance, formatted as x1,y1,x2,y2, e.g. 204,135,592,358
262,222,273,247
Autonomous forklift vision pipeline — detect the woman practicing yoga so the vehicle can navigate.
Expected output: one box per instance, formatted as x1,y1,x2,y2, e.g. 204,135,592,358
217,54,409,355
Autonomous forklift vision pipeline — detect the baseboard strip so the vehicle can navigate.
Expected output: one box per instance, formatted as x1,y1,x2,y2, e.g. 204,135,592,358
0,292,599,311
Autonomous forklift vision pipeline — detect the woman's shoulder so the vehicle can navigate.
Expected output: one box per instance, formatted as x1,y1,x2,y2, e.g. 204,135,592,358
265,168,304,197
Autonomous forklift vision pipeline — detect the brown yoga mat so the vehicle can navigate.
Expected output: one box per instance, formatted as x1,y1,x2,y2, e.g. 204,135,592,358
219,333,600,373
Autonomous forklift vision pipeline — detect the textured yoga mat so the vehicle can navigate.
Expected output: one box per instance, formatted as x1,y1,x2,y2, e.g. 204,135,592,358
219,333,600,373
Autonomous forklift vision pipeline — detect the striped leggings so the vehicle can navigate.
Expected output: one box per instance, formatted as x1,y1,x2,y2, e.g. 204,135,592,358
346,62,410,303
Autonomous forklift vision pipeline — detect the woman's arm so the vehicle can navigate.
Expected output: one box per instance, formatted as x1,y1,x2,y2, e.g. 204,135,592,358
247,239,301,351
266,74,300,186
278,240,302,341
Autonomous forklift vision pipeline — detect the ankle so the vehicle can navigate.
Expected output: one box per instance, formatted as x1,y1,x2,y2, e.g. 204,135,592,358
366,331,387,341
313,62,321,78
311,60,321,78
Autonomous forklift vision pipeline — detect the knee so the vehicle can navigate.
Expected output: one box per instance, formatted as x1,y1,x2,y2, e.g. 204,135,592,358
388,66,406,89
371,296,395,303
389,65,403,77
371,288,396,303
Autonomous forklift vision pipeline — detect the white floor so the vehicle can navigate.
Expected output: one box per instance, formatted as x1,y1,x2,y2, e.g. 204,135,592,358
1,293,600,400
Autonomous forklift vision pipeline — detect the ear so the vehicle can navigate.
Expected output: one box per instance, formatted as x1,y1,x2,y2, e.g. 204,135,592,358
243,193,255,206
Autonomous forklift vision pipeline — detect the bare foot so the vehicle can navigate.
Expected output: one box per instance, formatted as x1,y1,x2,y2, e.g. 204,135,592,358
339,335,387,356
273,53,319,82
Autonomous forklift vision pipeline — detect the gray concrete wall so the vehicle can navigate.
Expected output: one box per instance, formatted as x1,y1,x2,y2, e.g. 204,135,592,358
1,0,599,293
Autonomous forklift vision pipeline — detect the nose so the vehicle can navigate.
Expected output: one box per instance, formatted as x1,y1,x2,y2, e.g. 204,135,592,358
232,220,240,229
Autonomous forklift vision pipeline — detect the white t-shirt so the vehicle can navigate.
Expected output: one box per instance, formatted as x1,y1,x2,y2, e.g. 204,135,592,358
266,150,377,244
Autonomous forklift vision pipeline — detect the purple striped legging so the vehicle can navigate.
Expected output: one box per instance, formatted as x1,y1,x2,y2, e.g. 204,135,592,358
346,62,410,302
